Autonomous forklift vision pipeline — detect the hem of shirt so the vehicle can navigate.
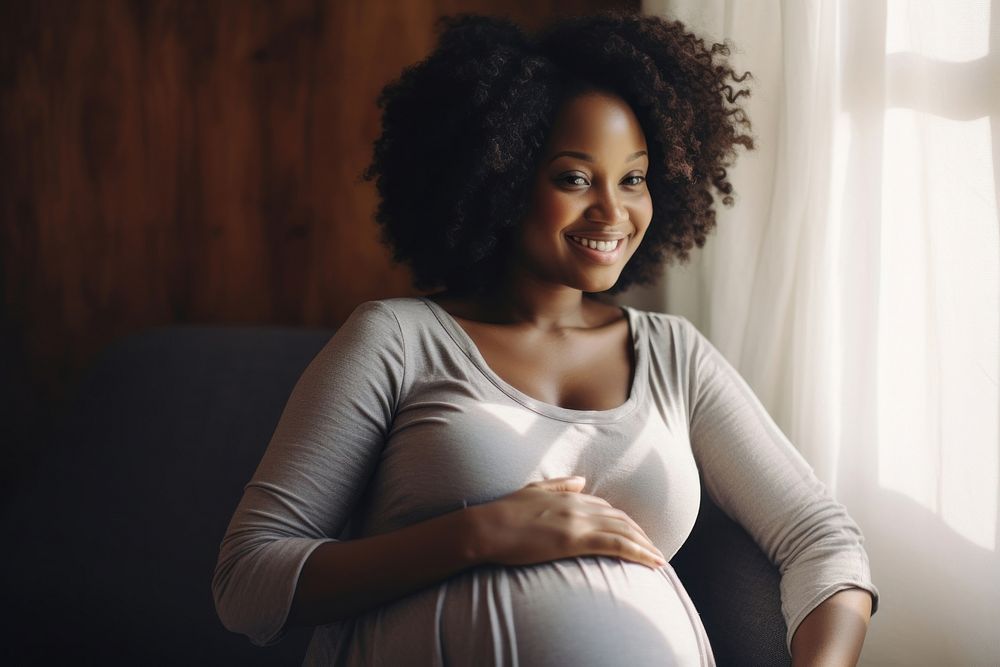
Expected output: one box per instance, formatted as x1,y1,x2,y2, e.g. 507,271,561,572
256,537,341,648
783,580,880,656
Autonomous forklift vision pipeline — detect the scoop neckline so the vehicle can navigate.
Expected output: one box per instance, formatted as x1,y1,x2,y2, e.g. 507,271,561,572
418,296,646,423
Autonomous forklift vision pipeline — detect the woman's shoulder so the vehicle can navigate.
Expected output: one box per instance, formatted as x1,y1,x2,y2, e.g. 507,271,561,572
349,296,434,322
330,298,426,348
341,296,462,345
623,304,695,337
623,307,717,371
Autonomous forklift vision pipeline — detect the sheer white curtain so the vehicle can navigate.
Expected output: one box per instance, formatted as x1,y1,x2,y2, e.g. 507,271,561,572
630,1,1000,664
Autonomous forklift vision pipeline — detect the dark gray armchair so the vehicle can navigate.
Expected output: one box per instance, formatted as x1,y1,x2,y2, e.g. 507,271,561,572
2,325,788,665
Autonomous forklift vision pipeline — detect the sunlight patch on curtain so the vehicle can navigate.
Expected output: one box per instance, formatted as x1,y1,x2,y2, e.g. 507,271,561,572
878,107,999,549
886,0,991,62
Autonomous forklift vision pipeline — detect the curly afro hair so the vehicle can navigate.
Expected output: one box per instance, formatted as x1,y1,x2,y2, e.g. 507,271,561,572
363,10,755,296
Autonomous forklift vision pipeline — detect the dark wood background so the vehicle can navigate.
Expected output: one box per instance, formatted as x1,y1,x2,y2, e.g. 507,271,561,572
0,0,636,482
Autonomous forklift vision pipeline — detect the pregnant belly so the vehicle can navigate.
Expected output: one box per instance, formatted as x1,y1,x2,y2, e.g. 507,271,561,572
331,557,712,667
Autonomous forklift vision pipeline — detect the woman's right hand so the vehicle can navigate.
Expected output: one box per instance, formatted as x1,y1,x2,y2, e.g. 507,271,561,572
466,476,667,570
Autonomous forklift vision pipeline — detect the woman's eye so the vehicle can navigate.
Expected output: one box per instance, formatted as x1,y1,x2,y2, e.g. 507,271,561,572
557,174,645,188
560,174,589,187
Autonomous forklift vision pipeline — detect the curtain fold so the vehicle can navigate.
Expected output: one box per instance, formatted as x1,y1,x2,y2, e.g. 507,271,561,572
632,1,1000,663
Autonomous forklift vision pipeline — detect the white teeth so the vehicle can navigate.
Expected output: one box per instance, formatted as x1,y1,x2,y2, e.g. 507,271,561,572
570,236,621,252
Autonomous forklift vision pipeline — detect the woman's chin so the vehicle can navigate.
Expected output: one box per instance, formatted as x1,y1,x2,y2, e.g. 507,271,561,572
573,273,623,294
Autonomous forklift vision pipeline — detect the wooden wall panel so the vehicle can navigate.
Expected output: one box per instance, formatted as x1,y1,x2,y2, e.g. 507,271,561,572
0,0,638,475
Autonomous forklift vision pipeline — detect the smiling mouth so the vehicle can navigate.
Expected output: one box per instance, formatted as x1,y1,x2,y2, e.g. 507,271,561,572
565,234,628,264
567,235,622,252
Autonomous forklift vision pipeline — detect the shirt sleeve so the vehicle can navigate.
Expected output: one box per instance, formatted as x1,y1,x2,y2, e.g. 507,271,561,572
679,316,879,654
211,300,406,647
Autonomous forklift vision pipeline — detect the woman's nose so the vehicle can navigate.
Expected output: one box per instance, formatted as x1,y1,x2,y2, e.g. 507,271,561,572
587,184,628,225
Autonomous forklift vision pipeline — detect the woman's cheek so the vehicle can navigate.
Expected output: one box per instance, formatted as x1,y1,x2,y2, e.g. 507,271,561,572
634,195,653,231
536,196,577,230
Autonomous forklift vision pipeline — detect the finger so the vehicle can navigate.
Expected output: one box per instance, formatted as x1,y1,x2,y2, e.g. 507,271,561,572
531,476,586,492
574,497,652,543
577,494,613,508
586,507,658,550
596,514,665,560
586,531,666,569
566,498,661,557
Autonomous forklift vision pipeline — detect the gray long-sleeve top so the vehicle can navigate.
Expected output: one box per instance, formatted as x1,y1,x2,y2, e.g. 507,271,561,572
212,296,879,665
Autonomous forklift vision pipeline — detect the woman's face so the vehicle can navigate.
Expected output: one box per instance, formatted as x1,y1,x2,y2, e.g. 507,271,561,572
510,90,653,294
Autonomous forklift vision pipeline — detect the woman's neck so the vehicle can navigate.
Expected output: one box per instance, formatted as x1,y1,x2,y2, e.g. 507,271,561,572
434,281,611,332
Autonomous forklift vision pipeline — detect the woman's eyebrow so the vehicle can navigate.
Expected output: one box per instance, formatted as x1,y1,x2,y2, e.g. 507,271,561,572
548,150,648,163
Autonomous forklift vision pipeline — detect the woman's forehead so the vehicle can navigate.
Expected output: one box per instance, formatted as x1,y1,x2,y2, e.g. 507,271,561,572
544,91,648,157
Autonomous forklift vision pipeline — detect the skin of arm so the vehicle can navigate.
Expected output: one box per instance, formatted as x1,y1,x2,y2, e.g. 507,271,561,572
790,587,873,666
285,506,482,628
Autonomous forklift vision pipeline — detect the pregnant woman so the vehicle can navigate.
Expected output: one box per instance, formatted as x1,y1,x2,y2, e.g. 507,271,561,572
212,11,878,666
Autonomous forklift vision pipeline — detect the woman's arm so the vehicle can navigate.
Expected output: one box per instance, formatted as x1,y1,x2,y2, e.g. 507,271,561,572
790,588,873,666
212,301,407,646
678,316,879,656
286,506,480,627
